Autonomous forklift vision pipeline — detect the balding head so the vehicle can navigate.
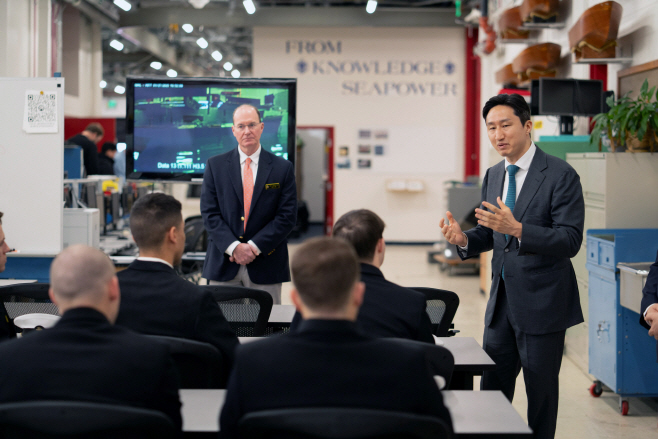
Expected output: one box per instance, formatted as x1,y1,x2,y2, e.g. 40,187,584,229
49,245,120,321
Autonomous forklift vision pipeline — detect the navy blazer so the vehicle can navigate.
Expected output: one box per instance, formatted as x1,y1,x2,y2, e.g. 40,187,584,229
458,147,585,334
639,250,658,361
0,308,182,430
219,319,452,439
291,263,434,343
116,260,239,384
201,148,297,284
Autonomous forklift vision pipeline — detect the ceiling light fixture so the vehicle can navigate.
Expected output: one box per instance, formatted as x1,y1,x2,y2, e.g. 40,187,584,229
182,24,194,33
211,51,223,61
188,0,210,8
231,70,241,78
196,38,209,49
223,62,233,71
167,69,178,78
243,0,256,14
99,80,107,89
366,0,377,14
109,39,124,51
150,61,162,70
114,85,126,94
113,0,132,12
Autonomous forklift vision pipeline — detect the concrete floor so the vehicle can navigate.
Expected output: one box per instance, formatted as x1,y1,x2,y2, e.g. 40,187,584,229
281,243,658,438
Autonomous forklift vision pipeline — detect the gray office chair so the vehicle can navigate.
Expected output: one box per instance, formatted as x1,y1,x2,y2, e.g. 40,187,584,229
201,285,273,337
239,407,452,439
0,283,56,339
0,400,175,439
145,335,224,389
410,287,460,337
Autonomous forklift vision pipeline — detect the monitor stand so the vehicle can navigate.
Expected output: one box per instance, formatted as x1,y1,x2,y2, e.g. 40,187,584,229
559,116,574,135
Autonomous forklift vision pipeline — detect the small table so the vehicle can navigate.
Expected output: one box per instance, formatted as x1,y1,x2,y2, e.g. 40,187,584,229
268,304,295,325
179,389,531,438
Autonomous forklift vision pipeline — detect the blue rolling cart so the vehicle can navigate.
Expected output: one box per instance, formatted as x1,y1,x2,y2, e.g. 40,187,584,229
586,229,658,415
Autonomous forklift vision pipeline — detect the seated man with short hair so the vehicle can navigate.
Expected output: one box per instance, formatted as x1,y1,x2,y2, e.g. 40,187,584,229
0,245,182,429
220,237,452,439
292,209,434,343
0,211,14,341
115,193,238,385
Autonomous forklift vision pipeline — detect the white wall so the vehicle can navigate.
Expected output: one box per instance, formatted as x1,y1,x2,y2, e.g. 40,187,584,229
253,27,465,242
0,0,50,78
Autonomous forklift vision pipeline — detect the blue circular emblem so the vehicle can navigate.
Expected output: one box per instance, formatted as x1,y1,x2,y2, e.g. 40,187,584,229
296,60,308,74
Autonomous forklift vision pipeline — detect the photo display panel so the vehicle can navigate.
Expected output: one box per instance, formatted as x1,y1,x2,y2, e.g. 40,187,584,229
126,77,296,180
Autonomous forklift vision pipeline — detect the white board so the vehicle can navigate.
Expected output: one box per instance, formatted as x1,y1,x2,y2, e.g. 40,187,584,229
0,78,64,255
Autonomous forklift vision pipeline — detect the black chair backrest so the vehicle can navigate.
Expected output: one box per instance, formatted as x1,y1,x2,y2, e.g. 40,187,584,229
239,407,452,439
184,215,208,253
410,287,459,337
386,338,455,389
145,335,223,389
0,400,175,439
201,285,273,337
0,284,56,338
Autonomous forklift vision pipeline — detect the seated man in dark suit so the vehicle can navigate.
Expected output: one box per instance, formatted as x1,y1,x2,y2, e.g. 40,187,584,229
0,245,182,429
640,250,658,361
0,211,14,341
220,237,452,439
115,193,238,385
292,209,434,343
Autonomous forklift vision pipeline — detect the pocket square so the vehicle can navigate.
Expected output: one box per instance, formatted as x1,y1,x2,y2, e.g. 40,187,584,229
265,183,280,190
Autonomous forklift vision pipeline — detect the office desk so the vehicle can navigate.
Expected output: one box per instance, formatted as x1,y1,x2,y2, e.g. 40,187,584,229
179,389,531,438
268,304,295,325
237,335,493,391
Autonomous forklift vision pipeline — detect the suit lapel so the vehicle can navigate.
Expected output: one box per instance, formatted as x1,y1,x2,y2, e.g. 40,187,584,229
227,148,243,207
513,147,547,222
488,162,505,205
250,150,273,212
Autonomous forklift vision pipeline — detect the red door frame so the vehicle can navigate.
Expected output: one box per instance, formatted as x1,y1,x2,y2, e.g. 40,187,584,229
297,126,335,236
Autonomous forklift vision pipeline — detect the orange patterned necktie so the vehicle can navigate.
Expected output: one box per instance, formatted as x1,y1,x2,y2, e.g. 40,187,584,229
243,157,253,232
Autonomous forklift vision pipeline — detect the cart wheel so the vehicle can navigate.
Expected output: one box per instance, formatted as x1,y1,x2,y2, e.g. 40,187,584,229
620,400,629,416
589,383,602,397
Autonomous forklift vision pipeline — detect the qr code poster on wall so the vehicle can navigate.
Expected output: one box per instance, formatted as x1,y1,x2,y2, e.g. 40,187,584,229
23,90,58,134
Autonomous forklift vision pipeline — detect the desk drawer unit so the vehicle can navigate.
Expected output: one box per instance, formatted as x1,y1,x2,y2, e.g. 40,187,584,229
586,229,658,415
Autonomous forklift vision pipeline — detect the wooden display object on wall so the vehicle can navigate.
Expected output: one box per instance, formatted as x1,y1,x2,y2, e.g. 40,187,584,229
499,7,530,39
495,64,521,88
569,1,623,61
520,0,559,23
512,43,561,86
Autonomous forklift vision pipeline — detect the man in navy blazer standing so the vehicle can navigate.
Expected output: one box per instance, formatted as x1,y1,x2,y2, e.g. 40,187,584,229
640,251,658,361
441,94,584,439
201,104,297,303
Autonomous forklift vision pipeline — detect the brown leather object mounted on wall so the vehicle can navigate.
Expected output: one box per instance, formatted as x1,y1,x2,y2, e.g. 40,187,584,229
512,43,561,86
569,1,623,61
499,7,530,40
520,0,559,23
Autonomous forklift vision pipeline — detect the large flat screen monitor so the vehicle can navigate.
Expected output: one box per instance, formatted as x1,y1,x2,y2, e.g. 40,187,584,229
538,78,603,117
125,77,297,180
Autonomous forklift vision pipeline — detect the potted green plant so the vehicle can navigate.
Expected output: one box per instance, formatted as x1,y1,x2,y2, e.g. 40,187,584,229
590,79,658,152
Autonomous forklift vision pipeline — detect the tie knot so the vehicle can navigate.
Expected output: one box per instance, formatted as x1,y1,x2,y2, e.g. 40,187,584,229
507,165,519,177
245,158,252,166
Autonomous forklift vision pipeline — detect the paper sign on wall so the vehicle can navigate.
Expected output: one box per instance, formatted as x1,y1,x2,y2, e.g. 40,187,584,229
23,90,58,133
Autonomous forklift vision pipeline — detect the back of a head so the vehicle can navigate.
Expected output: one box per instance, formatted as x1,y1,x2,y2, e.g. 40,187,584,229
50,245,115,305
101,142,117,154
291,237,359,313
84,122,104,137
332,209,385,262
129,193,182,251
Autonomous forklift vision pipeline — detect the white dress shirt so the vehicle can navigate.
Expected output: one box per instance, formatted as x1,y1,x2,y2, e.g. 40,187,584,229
136,256,173,269
226,146,262,257
459,142,537,250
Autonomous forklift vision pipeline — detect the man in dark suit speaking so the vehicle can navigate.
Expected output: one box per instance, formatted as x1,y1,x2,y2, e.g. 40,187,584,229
219,237,452,438
440,94,584,439
640,251,658,361
201,104,297,304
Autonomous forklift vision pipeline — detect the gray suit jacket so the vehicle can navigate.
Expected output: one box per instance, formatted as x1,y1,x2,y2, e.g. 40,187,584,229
458,147,585,334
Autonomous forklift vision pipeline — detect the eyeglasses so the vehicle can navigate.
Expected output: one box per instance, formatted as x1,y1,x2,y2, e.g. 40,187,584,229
235,123,260,131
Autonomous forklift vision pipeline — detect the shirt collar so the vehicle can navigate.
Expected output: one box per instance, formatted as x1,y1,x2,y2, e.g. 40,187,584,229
136,256,173,269
505,142,536,172
238,145,261,165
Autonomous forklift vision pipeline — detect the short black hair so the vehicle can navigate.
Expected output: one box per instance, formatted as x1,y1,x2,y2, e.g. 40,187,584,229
332,209,385,262
129,193,182,251
101,142,117,154
232,104,262,123
482,94,531,126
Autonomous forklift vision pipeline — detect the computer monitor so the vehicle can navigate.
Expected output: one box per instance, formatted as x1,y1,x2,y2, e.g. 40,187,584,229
530,80,540,116
538,78,603,134
125,77,297,181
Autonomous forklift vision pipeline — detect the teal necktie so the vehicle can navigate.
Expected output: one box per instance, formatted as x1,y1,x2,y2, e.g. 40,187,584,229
502,164,519,280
